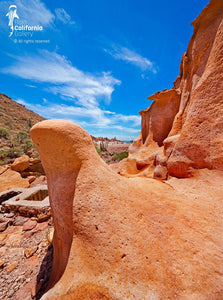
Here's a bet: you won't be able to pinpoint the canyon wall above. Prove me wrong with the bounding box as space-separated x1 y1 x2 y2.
124 0 223 178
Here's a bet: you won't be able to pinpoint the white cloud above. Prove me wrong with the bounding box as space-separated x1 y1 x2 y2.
2 50 121 109
5 50 140 139
105 45 157 73
55 8 75 25
15 99 140 139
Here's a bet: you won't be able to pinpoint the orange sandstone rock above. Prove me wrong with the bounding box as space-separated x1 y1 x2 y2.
0 169 29 193
123 0 223 178
30 119 223 299
11 155 30 172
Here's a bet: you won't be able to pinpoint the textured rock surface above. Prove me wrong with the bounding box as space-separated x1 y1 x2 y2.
11 156 30 172
0 169 29 193
122 0 223 178
30 119 223 299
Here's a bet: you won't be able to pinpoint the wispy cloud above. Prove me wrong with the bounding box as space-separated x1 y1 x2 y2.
4 50 140 138
104 45 158 73
16 99 140 138
2 50 120 109
55 8 75 25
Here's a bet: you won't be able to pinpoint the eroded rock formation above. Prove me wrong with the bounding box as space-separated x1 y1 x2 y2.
28 1 223 298
122 0 223 178
30 119 223 299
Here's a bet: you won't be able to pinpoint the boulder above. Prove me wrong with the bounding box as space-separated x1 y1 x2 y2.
11 155 30 172
153 165 168 180
0 169 29 193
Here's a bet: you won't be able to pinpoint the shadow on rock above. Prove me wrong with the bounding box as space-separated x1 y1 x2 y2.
35 244 53 300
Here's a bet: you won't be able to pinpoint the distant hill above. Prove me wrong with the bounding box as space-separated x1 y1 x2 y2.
0 93 44 131
0 93 45 165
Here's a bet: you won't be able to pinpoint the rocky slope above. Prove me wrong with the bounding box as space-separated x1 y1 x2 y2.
0 93 45 165
0 93 45 132
121 0 223 179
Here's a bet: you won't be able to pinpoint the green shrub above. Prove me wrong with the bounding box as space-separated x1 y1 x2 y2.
22 140 33 153
0 147 22 160
95 145 101 156
25 119 33 131
0 128 9 139
113 151 128 161
17 132 28 143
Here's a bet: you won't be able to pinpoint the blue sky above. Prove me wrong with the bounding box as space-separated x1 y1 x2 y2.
0 0 209 140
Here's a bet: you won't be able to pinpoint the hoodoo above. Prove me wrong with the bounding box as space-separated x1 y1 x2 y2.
31 119 223 299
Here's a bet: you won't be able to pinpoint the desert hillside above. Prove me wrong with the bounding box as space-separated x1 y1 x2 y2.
0 94 45 165
0 93 45 132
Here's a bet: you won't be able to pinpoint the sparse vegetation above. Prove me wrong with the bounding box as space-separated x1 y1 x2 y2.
0 127 9 139
113 151 128 161
0 93 44 165
95 141 128 164
95 145 101 156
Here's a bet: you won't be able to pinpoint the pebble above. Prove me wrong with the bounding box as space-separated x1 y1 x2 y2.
0 259 4 268
6 261 18 273
23 219 37 231
13 215 28 226
24 246 38 258
4 213 14 218
0 221 9 232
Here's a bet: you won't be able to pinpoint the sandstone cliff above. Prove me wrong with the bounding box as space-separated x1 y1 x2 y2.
123 0 223 178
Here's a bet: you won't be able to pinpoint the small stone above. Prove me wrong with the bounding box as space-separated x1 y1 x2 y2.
23 230 34 239
0 259 4 268
28 175 37 184
13 216 28 226
37 214 49 223
0 217 8 223
0 221 9 232
15 196 20 201
35 221 48 232
23 219 37 231
3 213 14 218
0 233 7 242
153 165 168 181
47 227 54 244
24 247 38 258
6 261 18 273
48 218 53 226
